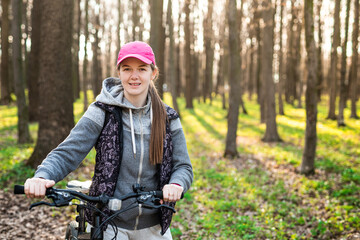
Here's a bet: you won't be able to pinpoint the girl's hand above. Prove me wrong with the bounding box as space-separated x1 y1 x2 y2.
24 178 55 199
162 184 183 202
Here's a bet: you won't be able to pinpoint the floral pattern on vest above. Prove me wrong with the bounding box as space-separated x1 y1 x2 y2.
85 102 123 228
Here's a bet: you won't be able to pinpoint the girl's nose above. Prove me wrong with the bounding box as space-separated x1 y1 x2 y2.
131 71 139 79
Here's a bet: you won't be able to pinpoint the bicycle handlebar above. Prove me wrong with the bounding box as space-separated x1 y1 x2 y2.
14 185 182 201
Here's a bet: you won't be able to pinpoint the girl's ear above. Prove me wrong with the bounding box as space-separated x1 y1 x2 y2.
152 67 158 81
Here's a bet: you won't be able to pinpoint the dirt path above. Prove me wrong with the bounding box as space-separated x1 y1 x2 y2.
0 189 69 239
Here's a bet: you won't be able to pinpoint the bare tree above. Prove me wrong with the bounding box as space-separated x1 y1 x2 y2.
150 0 165 99
203 0 214 103
295 15 303 109
175 6 182 100
132 0 140 41
184 0 193 108
116 0 122 53
254 1 264 122
166 0 180 115
261 0 281 142
27 0 74 168
251 0 267 122
216 14 228 110
83 0 89 112
11 0 32 144
285 1 297 105
316 0 324 101
337 0 351 126
27 0 41 121
91 0 102 97
350 0 359 119
301 0 318 175
247 28 255 101
224 0 242 157
327 0 341 120
0 0 12 105
72 0 81 100
277 0 285 115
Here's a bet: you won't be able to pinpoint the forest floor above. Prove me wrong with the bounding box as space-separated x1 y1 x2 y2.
1 95 360 239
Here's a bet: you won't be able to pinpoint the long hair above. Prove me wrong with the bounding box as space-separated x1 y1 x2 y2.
149 64 167 165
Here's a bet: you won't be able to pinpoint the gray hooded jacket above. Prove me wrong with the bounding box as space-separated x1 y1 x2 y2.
34 77 193 230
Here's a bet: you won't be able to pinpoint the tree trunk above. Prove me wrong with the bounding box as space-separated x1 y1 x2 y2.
301 0 318 175
285 1 296 105
132 0 140 41
72 0 81 101
0 0 12 105
217 18 227 110
166 0 180 116
22 0 29 78
254 4 262 108
337 0 351 126
222 32 229 110
248 33 255 101
327 0 341 120
12 0 32 144
150 0 165 99
117 0 122 54
83 0 89 112
203 0 214 103
176 8 182 100
316 0 324 102
277 0 285 115
261 0 281 142
27 0 74 168
350 0 359 119
27 0 41 121
254 3 265 122
295 17 303 108
92 0 102 97
184 0 193 109
224 0 242 157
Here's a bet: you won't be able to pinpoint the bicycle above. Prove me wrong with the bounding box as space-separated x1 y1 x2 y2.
14 181 180 240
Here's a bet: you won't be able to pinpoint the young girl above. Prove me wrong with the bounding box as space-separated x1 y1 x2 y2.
24 41 193 239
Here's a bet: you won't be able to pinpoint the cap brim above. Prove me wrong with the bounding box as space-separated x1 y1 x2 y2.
117 54 153 66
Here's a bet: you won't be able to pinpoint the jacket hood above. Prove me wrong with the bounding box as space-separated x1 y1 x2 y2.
96 78 152 160
95 77 151 111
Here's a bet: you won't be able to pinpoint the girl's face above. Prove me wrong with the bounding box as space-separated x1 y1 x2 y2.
118 57 157 107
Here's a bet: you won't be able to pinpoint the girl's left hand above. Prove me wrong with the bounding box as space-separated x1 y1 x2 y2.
162 184 183 202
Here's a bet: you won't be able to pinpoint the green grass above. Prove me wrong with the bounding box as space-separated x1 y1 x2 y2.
1 93 360 239
166 95 360 239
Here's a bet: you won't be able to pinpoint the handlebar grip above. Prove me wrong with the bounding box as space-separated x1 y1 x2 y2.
14 185 53 195
154 191 163 199
14 185 25 194
154 191 184 199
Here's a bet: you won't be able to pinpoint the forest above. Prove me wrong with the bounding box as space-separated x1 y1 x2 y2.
0 0 360 239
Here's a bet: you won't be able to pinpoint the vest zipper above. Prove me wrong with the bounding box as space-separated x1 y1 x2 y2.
134 110 144 230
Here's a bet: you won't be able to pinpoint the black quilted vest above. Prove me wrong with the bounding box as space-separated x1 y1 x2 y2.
85 101 179 235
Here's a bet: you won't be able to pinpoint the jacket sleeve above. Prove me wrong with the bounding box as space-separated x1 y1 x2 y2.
34 104 104 182
168 118 193 193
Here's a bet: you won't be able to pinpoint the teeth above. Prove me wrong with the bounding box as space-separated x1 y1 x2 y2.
130 83 140 86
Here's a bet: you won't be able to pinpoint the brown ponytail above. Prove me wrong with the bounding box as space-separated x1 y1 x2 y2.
149 65 167 165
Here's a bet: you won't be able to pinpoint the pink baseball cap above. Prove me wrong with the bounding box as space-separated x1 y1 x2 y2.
116 41 156 66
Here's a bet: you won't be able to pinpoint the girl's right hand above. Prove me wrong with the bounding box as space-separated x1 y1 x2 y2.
24 178 55 199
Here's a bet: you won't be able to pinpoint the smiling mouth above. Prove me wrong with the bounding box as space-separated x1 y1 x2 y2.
129 83 141 86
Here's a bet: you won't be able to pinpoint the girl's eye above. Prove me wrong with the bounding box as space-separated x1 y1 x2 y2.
123 68 131 71
140 68 146 71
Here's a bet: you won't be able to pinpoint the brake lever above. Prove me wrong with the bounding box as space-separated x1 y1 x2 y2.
159 204 176 213
141 202 176 213
30 201 56 210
